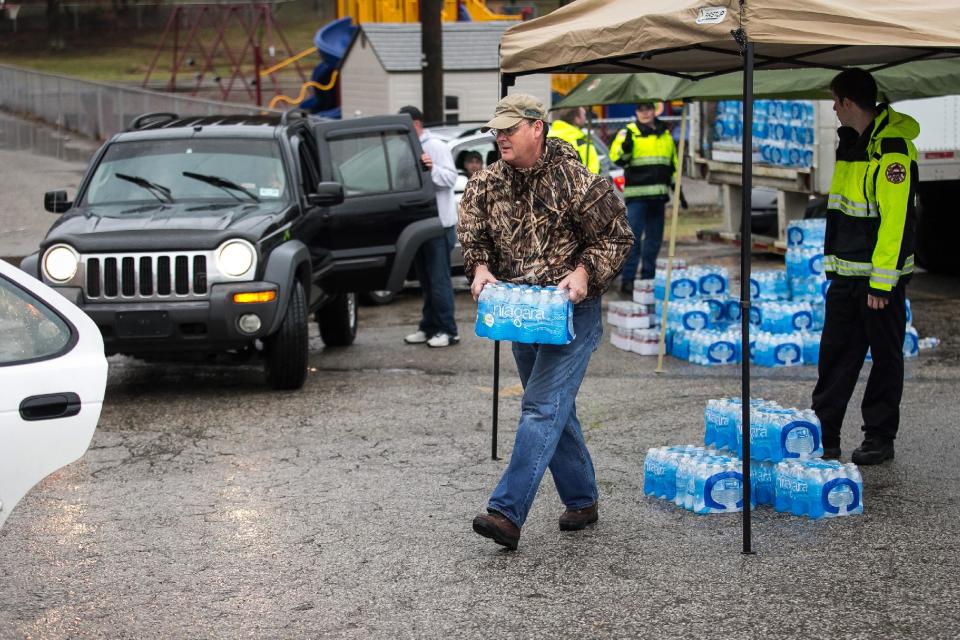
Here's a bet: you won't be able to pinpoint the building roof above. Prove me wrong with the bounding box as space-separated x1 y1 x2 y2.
349 22 513 73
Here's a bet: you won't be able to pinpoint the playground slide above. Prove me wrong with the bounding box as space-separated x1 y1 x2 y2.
300 17 357 117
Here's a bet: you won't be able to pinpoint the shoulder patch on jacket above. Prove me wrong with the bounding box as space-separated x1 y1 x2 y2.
885 162 907 184
880 137 908 156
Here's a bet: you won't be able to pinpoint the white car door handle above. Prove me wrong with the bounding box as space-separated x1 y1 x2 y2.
19 393 82 421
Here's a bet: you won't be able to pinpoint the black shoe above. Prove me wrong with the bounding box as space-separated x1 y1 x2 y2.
559 503 598 531
472 511 520 550
851 440 895 465
822 446 841 460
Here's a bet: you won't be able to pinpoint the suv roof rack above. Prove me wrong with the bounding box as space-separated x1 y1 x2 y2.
129 112 180 131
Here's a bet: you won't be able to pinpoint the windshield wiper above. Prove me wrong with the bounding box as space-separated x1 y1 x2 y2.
182 171 260 203
115 173 174 203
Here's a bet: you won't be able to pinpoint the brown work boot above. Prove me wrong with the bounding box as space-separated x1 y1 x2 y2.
558 502 598 531
472 511 520 550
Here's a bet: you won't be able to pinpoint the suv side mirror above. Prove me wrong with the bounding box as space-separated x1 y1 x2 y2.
44 190 72 214
308 182 344 207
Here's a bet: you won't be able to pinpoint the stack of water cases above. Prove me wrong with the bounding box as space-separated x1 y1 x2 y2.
616 216 925 366
643 396 864 519
714 100 815 169
475 283 573 345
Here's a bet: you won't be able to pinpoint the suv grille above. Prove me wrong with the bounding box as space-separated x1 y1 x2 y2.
84 253 209 300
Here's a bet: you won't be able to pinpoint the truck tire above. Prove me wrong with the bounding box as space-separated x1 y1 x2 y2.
264 281 309 390
360 290 396 306
318 292 358 346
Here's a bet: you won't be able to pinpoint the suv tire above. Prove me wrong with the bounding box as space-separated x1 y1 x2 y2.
318 292 358 346
264 280 309 390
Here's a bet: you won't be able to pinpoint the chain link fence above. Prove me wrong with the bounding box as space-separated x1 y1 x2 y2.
0 64 278 141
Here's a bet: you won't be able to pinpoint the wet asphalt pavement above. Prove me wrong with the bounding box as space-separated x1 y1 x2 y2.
2 115 960 639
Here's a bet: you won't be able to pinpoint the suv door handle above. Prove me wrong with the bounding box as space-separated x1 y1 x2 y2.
19 393 82 421
399 199 433 210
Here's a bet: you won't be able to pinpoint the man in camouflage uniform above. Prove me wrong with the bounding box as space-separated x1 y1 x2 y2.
459 94 632 550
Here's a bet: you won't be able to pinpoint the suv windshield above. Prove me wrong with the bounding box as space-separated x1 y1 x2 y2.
82 138 288 207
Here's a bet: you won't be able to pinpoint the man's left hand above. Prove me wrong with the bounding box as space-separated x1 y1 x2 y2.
867 293 889 310
421 152 433 171
558 266 589 304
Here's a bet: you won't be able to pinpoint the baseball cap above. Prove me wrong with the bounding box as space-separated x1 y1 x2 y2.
482 94 548 131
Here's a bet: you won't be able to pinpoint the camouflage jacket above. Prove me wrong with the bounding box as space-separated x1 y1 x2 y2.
458 138 632 300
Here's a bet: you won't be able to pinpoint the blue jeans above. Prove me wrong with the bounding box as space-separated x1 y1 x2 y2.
488 297 603 528
622 198 666 282
414 225 458 337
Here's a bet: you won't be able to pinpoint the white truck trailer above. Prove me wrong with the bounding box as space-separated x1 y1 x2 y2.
688 97 960 273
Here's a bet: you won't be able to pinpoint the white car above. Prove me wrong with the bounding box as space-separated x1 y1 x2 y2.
0 259 108 528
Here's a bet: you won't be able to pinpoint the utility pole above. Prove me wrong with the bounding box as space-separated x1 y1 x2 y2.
421 0 443 125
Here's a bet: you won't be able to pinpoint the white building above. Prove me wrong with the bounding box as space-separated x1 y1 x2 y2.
340 22 551 124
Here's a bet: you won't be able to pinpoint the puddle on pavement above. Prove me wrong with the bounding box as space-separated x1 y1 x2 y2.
0 111 98 164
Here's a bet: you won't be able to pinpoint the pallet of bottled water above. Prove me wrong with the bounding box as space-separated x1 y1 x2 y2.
704 397 824 462
475 283 573 345
644 446 746 514
774 459 863 519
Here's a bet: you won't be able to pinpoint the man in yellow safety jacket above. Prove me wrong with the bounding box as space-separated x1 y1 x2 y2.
609 102 680 294
547 107 601 175
812 68 919 466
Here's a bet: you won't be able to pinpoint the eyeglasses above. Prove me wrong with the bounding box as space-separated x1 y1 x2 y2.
491 120 537 138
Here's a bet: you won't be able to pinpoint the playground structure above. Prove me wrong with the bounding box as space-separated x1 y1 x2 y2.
142 0 537 114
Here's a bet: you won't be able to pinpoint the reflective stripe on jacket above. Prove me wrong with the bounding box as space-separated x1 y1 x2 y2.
824 104 919 295
547 119 601 174
609 121 677 200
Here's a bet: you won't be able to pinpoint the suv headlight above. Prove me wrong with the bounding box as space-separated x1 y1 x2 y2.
216 239 256 277
43 244 80 283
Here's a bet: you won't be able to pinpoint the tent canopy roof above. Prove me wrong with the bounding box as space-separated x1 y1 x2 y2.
554 60 960 107
501 0 960 78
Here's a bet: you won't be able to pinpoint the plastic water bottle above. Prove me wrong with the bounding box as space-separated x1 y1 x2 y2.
475 283 494 338
751 460 776 506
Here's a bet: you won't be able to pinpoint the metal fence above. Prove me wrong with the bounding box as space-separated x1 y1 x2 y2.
0 64 277 141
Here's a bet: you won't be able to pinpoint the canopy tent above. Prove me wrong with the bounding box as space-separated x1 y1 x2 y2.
496 0 960 553
556 60 960 108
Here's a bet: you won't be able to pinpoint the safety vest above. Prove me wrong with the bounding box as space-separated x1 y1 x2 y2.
547 119 601 174
824 105 918 294
609 121 677 200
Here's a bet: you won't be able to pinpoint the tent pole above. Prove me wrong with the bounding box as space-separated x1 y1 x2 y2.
741 41 755 555
655 101 688 373
490 73 511 461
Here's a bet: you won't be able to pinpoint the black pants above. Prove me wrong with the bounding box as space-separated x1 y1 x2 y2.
811 279 907 448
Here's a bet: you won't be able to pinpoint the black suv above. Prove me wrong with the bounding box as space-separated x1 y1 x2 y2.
21 111 442 390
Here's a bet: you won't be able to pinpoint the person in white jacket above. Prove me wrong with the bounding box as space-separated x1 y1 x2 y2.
398 106 459 347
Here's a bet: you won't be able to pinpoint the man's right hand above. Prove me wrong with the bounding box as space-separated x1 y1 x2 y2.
471 264 498 301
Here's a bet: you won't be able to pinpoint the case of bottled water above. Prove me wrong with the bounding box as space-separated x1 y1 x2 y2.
786 219 826 248
704 398 823 462
688 329 741 365
607 301 653 330
760 301 815 334
750 270 789 300
644 445 712 501
667 300 713 331
632 279 656 305
475 283 573 345
789 275 828 302
667 328 691 360
654 268 698 301
674 452 747 514
630 328 661 356
905 298 913 327
904 326 919 357
610 327 633 352
802 331 822 365
774 459 863 519
725 297 743 323
786 247 825 281
751 460 777 506
702 297 727 325
688 265 729 297
751 331 804 367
